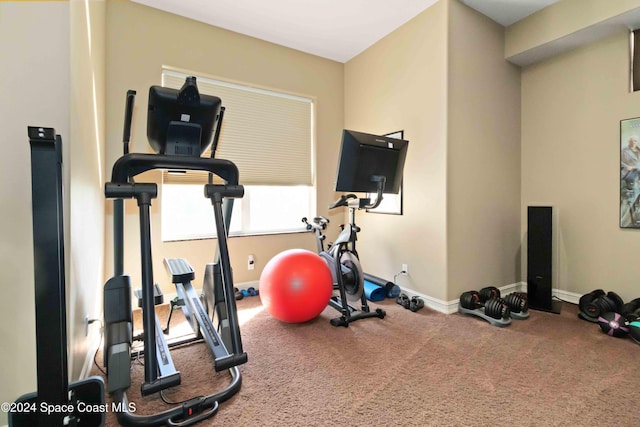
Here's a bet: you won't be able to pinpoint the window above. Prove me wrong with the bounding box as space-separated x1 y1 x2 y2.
160 69 315 241
162 184 314 240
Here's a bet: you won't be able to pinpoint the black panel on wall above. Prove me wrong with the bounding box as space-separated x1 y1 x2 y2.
527 206 561 314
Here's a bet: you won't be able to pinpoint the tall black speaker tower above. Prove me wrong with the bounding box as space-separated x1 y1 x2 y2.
527 206 562 314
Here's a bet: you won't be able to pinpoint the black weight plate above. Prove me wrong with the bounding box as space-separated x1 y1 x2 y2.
485 298 509 320
478 286 500 302
606 291 625 312
584 301 601 319
598 312 630 338
579 289 604 314
459 291 478 310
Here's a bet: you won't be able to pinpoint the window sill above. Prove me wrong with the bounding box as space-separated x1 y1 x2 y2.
162 228 309 243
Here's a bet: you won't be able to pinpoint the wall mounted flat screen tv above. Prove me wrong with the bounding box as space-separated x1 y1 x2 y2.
335 129 408 194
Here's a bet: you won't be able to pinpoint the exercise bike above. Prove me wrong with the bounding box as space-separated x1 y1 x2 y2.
302 186 386 327
301 128 408 327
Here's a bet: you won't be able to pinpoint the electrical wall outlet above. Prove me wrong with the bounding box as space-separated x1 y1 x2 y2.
401 264 408 275
248 254 255 270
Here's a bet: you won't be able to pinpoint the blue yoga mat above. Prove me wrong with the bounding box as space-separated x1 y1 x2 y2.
364 280 387 302
387 284 401 298
363 273 401 299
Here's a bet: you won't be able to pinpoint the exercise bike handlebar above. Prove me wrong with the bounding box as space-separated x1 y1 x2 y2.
329 176 387 210
302 216 328 253
329 193 357 209
301 216 329 231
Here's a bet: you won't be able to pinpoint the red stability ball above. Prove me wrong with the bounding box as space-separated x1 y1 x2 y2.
259 249 333 323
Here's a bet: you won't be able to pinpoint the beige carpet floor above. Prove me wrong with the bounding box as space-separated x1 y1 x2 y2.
93 296 640 426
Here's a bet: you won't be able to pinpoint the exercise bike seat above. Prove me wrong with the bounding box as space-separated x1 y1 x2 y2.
164 258 195 284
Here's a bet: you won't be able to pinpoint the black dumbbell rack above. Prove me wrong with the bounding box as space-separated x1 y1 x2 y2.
458 288 530 327
458 306 513 327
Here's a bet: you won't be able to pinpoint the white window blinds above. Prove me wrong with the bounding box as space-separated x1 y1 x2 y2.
161 69 314 186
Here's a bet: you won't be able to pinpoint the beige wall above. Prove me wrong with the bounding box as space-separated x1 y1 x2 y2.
0 2 69 424
522 30 640 302
447 0 521 299
345 0 520 302
0 3 106 422
345 1 449 300
105 1 343 293
68 0 106 379
506 0 640 60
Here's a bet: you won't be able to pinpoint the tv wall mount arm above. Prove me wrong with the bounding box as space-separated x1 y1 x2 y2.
330 175 386 211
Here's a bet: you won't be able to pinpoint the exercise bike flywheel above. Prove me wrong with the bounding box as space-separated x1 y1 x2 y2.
339 252 365 302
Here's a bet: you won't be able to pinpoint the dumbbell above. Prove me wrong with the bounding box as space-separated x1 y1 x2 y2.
621 297 640 321
578 289 605 321
478 286 528 315
478 286 501 302
578 289 624 322
503 293 528 314
239 287 259 298
459 290 511 320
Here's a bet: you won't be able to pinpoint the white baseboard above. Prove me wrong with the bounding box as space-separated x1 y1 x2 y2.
394 288 462 314
130 280 578 319
551 288 581 305
400 282 538 315
514 281 581 305
125 280 580 319
236 280 260 291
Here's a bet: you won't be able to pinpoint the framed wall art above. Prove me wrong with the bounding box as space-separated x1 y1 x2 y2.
620 117 640 227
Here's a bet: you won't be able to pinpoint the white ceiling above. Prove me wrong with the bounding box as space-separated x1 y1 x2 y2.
132 0 561 63
460 0 561 26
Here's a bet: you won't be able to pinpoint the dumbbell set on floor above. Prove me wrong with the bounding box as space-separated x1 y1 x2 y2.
396 293 425 312
578 289 640 344
458 286 529 327
234 286 259 300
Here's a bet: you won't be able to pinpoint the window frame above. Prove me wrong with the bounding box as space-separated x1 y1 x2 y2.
159 67 317 241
